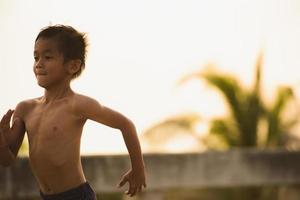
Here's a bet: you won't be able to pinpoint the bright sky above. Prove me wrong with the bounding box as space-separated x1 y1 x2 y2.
1 0 300 154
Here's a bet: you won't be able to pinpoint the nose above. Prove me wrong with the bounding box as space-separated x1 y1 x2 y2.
35 58 43 69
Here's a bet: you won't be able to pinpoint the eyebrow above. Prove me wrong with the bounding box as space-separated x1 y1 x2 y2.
34 49 55 55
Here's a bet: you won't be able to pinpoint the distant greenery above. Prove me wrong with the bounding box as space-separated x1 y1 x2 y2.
19 135 29 156
142 53 299 150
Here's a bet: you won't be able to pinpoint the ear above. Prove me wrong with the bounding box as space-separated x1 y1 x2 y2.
67 59 82 75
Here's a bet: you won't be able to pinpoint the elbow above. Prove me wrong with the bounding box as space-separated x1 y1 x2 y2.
119 118 136 133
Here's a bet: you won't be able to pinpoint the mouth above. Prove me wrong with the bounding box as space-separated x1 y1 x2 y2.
36 73 47 76
35 70 47 76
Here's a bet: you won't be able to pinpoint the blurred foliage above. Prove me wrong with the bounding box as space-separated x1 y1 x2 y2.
19 135 29 156
142 113 201 143
142 52 299 150
141 52 300 200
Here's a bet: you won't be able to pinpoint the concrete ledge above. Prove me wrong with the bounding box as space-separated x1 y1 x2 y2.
1 149 300 198
146 149 300 189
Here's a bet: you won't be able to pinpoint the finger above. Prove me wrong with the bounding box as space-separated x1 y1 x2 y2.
137 186 142 193
130 187 137 197
1 110 14 124
125 187 131 195
5 109 14 118
117 177 128 188
0 110 14 129
126 183 134 195
127 185 137 197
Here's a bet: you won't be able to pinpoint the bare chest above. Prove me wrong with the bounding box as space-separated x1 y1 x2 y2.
25 102 83 147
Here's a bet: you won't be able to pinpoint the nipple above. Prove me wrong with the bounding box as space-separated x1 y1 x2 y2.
53 126 58 131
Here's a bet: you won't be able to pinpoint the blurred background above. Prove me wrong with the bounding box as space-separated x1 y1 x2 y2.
1 0 300 199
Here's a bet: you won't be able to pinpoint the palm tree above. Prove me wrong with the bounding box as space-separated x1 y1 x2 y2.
180 52 297 149
142 53 298 150
195 54 263 148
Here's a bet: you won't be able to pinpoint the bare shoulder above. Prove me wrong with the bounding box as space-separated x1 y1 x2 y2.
72 93 101 107
71 93 129 128
70 93 102 118
14 98 39 119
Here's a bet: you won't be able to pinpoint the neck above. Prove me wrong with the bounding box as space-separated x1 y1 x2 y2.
42 82 73 103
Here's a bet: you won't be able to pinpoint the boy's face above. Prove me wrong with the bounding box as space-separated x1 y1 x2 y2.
33 38 69 88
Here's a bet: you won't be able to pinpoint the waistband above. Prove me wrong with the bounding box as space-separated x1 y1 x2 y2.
40 182 96 200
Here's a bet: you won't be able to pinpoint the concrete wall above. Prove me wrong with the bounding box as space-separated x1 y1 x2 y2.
1 149 300 199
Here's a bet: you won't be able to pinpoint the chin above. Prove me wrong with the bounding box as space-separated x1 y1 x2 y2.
37 80 49 89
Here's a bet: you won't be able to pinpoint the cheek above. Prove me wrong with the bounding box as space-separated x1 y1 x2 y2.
33 66 37 76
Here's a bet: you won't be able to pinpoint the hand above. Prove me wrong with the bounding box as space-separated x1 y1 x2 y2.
117 168 147 197
0 109 14 148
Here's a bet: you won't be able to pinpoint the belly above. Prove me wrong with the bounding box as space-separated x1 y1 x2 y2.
28 138 86 194
29 152 86 194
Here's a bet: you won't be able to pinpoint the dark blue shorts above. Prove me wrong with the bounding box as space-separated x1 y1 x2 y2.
40 182 97 200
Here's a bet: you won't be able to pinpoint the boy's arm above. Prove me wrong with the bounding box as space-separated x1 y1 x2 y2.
74 95 146 196
0 103 26 167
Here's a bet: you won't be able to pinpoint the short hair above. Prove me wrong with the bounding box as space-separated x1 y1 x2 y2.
35 24 88 79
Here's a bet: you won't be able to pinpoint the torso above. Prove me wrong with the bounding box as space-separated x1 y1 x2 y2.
23 94 87 194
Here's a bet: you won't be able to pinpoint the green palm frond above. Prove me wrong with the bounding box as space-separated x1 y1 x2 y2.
202 71 263 146
143 52 298 150
179 62 263 147
202 70 243 121
209 118 240 146
236 53 263 146
179 53 266 147
253 52 263 94
266 86 295 146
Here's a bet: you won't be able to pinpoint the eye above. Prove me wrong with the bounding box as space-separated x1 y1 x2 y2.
34 56 39 62
45 56 53 60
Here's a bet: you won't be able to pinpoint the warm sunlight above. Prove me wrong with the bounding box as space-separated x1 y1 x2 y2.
1 0 300 154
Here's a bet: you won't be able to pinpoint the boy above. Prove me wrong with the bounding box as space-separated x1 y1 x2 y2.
0 25 146 200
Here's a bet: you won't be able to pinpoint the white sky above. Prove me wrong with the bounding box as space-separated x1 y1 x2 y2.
1 0 300 154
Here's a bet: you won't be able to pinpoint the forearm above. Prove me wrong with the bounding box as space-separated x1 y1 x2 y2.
121 121 145 170
0 144 15 167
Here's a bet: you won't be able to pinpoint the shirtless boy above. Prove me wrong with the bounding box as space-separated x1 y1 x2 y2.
0 25 146 200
